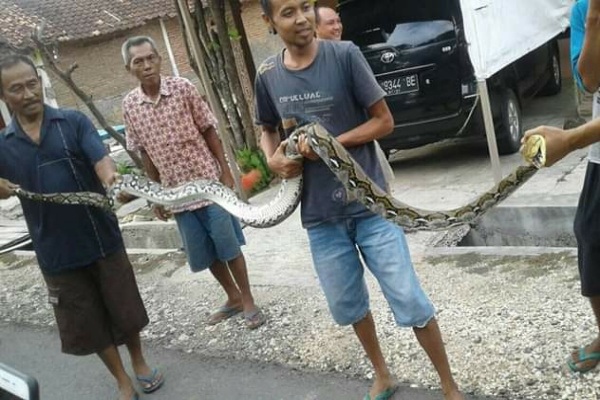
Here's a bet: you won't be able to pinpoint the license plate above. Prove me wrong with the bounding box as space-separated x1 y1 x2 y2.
379 74 419 96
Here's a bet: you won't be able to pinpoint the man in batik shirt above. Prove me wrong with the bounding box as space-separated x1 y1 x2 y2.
121 36 265 330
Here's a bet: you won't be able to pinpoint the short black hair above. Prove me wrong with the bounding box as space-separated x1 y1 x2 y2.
260 0 272 17
0 54 38 95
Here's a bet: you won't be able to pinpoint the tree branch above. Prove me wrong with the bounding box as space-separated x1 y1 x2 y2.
31 27 143 169
209 0 256 149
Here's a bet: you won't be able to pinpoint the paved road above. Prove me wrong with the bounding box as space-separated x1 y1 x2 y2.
0 324 499 400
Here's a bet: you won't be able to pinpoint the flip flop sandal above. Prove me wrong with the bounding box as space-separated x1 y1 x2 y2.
207 304 243 325
363 385 399 400
244 309 266 330
567 346 600 373
136 367 165 394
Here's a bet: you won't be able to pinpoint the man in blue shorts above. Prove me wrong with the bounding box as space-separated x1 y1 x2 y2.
121 36 265 329
255 1 464 399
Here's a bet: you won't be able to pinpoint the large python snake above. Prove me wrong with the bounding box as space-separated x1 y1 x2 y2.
13 123 546 230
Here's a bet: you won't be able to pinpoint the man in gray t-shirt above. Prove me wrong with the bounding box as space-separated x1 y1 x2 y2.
255 39 387 226
255 1 463 399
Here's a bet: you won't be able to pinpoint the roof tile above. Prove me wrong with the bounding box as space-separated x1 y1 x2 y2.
1 0 178 45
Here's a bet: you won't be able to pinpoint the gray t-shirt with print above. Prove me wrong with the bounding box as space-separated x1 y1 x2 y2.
255 40 387 227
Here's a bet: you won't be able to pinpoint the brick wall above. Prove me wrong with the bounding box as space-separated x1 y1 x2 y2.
49 18 199 126
46 1 332 128
239 0 283 66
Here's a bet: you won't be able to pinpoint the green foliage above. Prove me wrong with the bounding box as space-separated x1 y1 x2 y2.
209 40 221 51
228 27 241 41
235 147 273 192
116 162 141 176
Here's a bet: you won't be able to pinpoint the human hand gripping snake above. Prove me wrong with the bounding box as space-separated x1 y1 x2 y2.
13 123 547 230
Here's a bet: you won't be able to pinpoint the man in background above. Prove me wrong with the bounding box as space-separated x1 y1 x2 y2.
315 6 343 41
315 4 395 192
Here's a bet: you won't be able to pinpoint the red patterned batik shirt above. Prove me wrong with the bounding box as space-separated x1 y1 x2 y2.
123 76 220 212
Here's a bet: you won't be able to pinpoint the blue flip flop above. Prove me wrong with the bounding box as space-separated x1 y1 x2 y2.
363 385 399 400
208 304 243 325
567 346 600 373
244 308 266 330
136 367 165 394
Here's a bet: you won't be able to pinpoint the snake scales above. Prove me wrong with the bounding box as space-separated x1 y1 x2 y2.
13 123 545 230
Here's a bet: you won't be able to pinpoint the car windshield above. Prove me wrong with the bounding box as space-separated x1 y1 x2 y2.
339 0 457 48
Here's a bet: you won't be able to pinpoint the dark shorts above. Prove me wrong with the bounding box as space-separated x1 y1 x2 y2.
574 162 600 297
42 248 149 355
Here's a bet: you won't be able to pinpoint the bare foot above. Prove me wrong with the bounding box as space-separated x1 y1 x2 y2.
244 308 266 330
242 303 258 315
133 363 152 378
118 382 137 400
368 375 398 399
134 366 164 394
207 300 243 325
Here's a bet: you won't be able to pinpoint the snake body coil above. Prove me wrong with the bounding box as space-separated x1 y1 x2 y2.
14 123 544 230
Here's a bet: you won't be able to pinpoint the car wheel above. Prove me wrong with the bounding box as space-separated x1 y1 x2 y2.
539 50 562 96
497 89 522 155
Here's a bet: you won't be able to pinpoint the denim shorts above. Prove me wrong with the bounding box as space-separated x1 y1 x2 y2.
174 204 246 272
307 215 435 327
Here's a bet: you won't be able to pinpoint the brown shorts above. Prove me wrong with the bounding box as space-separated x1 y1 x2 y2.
43 248 149 355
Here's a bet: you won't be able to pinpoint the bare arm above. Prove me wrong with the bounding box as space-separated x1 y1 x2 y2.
336 99 394 147
141 150 161 183
568 116 600 150
579 0 600 91
139 149 172 220
183 80 234 187
0 178 17 199
261 125 281 159
523 117 600 166
94 155 117 187
203 126 231 175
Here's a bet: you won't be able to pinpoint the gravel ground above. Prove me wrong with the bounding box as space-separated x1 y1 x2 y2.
1 143 599 399
2 244 600 399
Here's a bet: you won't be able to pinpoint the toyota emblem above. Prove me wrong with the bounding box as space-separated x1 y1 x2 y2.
380 52 395 64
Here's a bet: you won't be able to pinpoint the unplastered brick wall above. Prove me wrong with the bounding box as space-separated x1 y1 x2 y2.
48 18 199 127
240 0 282 66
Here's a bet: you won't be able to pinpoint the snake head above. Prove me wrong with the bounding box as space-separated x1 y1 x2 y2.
285 123 318 161
522 134 546 169
285 133 302 160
